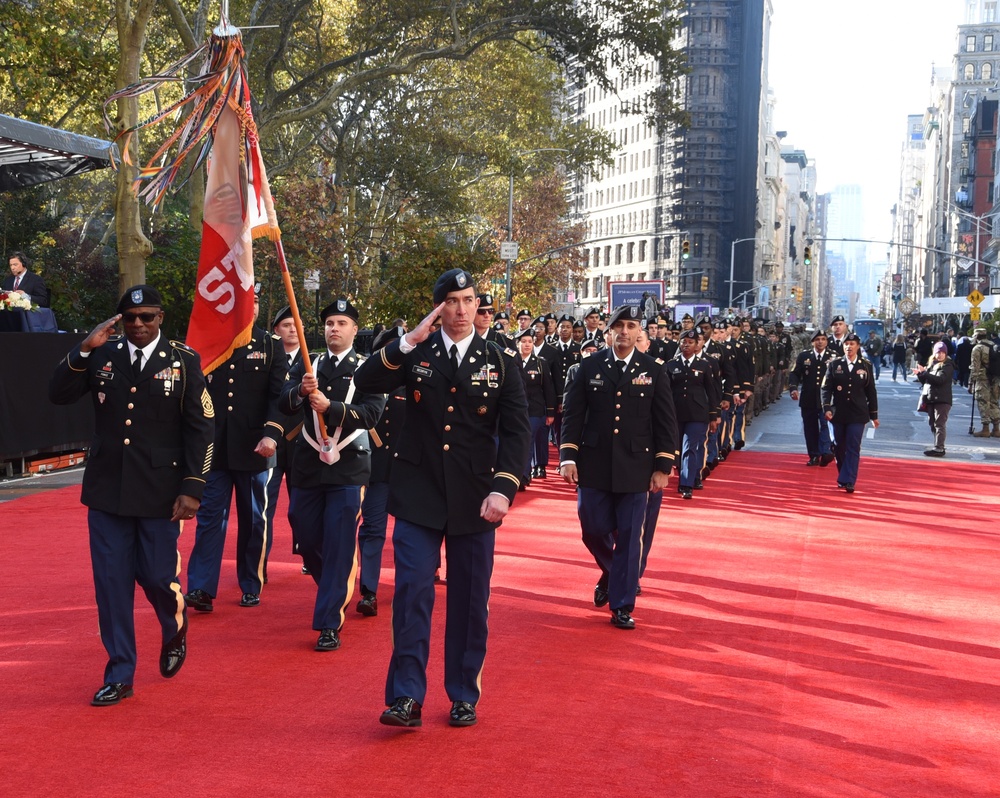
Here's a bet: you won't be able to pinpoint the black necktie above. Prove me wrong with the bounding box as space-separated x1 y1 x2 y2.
329 355 338 370
450 344 459 372
616 359 626 375
132 349 143 379
286 353 293 368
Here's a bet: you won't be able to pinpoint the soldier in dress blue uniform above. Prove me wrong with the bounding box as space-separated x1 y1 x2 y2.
354 269 530 729
355 327 408 617
184 288 288 611
581 306 605 349
515 328 556 487
828 315 849 356
664 329 720 499
702 321 736 471
559 303 678 630
821 332 879 493
549 313 581 449
789 329 836 466
49 285 214 706
279 298 386 651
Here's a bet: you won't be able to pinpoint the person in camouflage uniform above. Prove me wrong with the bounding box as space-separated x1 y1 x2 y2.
970 328 1000 437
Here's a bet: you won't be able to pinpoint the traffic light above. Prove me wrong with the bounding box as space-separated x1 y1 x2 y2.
682 240 690 260
803 246 812 265
700 275 709 291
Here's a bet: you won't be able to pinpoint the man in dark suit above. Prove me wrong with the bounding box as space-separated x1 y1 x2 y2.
354 268 530 729
49 285 214 705
184 289 289 612
515 328 556 486
822 333 879 493
3 250 49 307
789 329 836 466
280 298 386 652
559 303 678 630
663 330 720 499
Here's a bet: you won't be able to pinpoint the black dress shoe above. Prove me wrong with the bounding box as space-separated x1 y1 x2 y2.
92 682 133 706
357 593 378 616
678 487 693 500
693 479 703 490
636 582 642 596
844 484 855 493
594 580 610 608
239 592 260 607
923 448 946 457
380 697 422 727
819 453 835 467
610 608 635 629
301 565 310 575
449 700 478 727
159 618 187 678
537 467 547 479
806 456 820 466
184 589 213 612
316 628 341 651
734 440 745 450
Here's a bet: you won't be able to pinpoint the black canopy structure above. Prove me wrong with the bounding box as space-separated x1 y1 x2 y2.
0 113 116 191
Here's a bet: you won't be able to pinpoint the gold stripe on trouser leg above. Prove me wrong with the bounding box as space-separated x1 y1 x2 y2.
171 544 185 632
256 468 273 586
335 485 365 630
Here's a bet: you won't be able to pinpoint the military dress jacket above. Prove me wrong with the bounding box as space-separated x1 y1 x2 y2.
518 353 557 417
279 347 386 489
702 340 736 403
559 349 677 494
353 331 531 535
49 335 214 518
548 341 581 400
205 327 288 472
821 356 878 424
789 348 835 410
369 387 407 484
664 354 721 425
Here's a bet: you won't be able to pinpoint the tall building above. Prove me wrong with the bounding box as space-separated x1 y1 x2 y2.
571 1 771 316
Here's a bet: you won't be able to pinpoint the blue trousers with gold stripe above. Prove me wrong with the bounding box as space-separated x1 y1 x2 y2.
386 520 494 706
88 509 186 685
577 487 646 612
289 484 363 631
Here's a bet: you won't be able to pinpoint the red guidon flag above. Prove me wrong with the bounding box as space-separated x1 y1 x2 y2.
185 98 280 374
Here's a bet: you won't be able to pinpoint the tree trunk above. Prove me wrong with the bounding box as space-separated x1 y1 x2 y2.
112 0 157 293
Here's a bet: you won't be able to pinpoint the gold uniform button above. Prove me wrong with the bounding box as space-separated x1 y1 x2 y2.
450 387 457 393
229 378 234 384
125 420 132 426
228 392 234 398
124 438 131 445
127 403 134 410
230 364 236 370
447 406 454 412
614 416 620 421
616 391 622 397
228 406 233 411
443 444 450 451
444 425 451 432
130 387 137 394
613 429 619 434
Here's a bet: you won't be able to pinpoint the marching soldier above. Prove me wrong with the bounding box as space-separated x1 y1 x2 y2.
789 329 836 466
49 285 213 705
515 328 557 485
828 315 849 356
279 298 386 651
549 314 581 449
581 307 605 349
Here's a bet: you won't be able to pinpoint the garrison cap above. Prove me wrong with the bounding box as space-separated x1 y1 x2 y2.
656 317 668 326
320 297 359 323
117 285 163 313
681 313 694 322
271 305 293 329
432 268 475 304
607 304 644 327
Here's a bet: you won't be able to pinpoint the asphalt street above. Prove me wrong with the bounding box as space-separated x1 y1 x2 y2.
743 370 1000 465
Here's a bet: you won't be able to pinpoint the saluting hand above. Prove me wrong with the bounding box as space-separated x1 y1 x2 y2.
80 315 122 353
404 301 447 347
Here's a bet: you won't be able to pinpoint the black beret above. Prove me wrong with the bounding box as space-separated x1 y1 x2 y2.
572 319 584 329
117 285 163 313
585 307 601 318
371 325 405 352
671 322 682 331
681 313 694 322
811 329 828 341
432 269 475 304
516 308 532 319
545 312 557 321
713 321 728 330
774 321 784 328
696 316 712 327
844 332 862 343
477 293 494 308
533 316 546 327
558 314 575 324
320 297 359 323
515 328 535 340
253 281 262 296
271 305 293 329
493 311 509 321
607 304 643 327
679 329 699 341
830 315 845 324
580 339 599 351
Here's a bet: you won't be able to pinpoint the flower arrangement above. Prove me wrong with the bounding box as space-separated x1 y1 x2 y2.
0 290 35 311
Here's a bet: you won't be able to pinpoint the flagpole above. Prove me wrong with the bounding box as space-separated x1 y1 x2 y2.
275 239 331 444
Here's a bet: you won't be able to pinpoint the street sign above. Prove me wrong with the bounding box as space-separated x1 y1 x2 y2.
898 298 917 315
304 269 320 290
499 241 519 261
970 306 982 321
992 286 1000 295
967 289 985 306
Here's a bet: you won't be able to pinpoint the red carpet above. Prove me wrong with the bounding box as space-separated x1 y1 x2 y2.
2 452 999 797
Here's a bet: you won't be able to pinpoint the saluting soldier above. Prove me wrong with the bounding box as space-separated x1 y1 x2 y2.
185 288 288 612
49 285 214 706
664 330 720 499
279 298 386 652
559 304 678 630
821 333 879 493
353 269 530 729
789 329 836 466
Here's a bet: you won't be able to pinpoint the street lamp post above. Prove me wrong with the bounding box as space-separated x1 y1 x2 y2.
729 237 757 309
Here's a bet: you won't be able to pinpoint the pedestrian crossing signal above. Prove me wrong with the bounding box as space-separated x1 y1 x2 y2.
700 276 709 291
682 240 690 260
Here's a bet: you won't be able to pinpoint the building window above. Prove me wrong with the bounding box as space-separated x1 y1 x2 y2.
639 240 647 262
627 242 635 263
964 63 975 80
986 34 995 51
967 35 977 53
987 2 998 23
984 63 994 82
615 244 623 265
963 115 972 134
